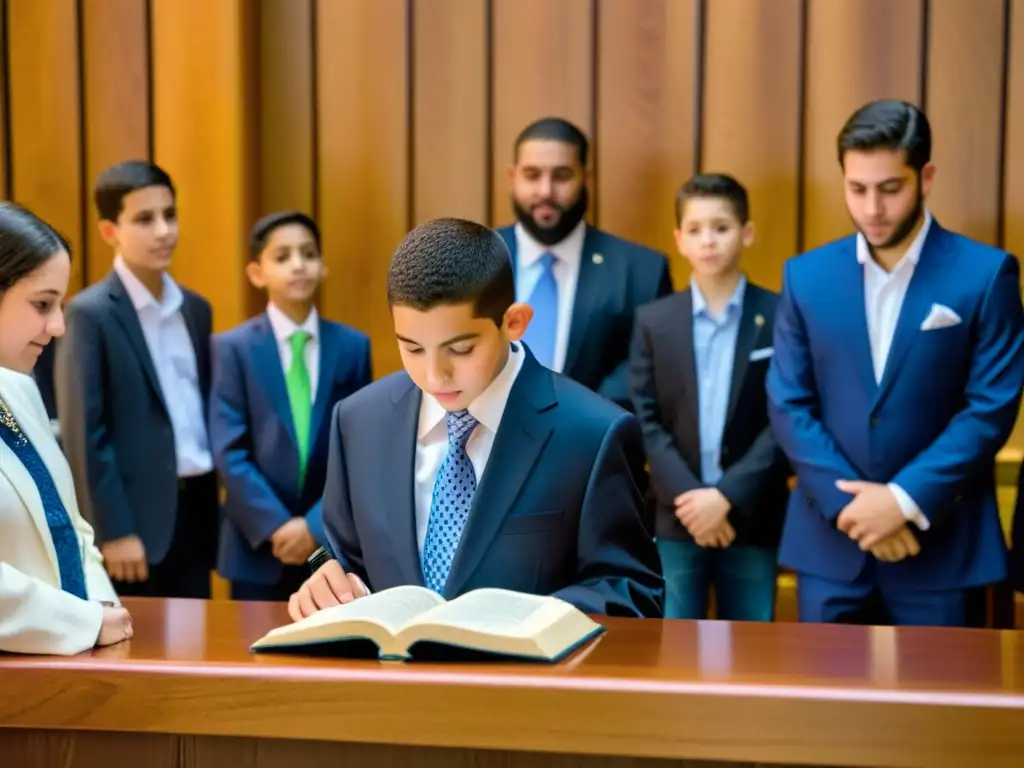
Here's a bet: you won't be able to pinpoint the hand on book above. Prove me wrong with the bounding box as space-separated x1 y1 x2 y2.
288 559 369 622
271 518 318 565
867 524 920 563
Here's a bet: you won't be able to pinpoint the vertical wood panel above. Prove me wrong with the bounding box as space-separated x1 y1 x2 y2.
316 0 408 377
260 0 315 217
701 0 802 291
596 0 698 282
491 0 593 228
151 0 259 331
0 2 9 200
82 0 150 285
7 0 84 292
412 0 488 226
925 0 1006 245
802 0 925 251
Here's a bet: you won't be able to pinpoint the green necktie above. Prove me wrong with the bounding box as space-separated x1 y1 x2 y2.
286 330 312 487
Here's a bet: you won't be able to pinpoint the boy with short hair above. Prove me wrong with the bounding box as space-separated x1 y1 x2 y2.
629 173 790 621
287 217 663 621
56 160 219 599
209 211 372 601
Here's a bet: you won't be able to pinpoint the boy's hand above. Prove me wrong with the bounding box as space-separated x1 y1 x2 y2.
101 535 148 583
674 488 731 541
288 560 368 621
694 519 736 548
271 518 317 565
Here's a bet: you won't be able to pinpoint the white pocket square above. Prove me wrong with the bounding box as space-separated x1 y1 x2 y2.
749 347 774 362
920 303 961 331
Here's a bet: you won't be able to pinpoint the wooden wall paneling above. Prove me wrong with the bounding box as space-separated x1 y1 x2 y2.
491 0 594 228
151 0 260 332
81 0 151 285
802 0 925 252
701 0 803 291
7 0 84 293
595 0 699 286
315 0 409 377
925 0 1006 246
0 1 9 201
412 0 488 227
1002 0 1024 449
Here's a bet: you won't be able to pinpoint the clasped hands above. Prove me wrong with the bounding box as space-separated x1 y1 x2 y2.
674 487 735 547
834 480 920 563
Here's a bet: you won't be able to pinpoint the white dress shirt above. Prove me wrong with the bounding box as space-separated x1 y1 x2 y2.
265 302 320 404
513 221 585 373
413 342 525 554
857 210 933 530
113 256 212 478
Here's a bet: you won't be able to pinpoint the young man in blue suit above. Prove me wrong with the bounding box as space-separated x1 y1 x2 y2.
767 100 1024 627
496 117 673 411
287 217 663 621
209 212 372 601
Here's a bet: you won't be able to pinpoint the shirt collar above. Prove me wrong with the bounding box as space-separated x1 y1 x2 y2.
113 255 183 315
690 274 747 318
266 302 319 345
418 341 525 441
856 209 933 270
514 220 586 270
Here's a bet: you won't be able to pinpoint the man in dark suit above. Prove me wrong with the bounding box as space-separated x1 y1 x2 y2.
287 218 664 622
496 117 673 411
630 174 790 621
767 100 1024 627
55 161 219 599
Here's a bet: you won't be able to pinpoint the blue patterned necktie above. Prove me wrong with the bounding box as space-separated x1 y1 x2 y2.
421 409 479 594
521 252 559 368
0 399 87 600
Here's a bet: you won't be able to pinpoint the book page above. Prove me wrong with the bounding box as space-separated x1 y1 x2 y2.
408 588 554 636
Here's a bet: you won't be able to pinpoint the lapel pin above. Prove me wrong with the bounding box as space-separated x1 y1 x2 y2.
592 253 604 265
754 314 765 327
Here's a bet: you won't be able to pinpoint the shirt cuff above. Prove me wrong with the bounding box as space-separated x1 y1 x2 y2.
888 483 930 531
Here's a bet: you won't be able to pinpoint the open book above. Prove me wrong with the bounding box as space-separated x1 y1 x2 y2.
249 585 605 662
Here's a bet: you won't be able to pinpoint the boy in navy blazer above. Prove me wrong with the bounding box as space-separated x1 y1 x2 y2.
630 174 790 621
209 212 372 601
286 217 663 621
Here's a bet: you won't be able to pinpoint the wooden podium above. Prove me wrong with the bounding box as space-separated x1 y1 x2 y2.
1 597 1023 767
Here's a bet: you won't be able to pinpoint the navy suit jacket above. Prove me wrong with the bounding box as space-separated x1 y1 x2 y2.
496 224 673 410
630 283 791 546
209 313 371 585
767 221 1024 590
321 346 664 617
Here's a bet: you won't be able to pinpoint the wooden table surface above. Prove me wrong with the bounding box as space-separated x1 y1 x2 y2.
2 597 1024 767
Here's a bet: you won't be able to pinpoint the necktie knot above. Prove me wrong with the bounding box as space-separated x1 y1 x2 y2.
446 409 478 449
290 330 311 356
539 251 557 272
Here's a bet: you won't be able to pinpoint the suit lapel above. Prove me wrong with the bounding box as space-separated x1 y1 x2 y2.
443 351 554 598
386 378 426 587
310 319 340 447
562 226 604 376
834 239 879 399
180 292 209 399
670 290 700 460
108 274 168 415
252 314 298 452
725 287 763 425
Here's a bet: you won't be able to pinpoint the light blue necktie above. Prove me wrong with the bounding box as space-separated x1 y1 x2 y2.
522 252 559 368
421 410 479 593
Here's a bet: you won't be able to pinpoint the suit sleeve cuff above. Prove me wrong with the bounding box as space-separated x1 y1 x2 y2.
888 482 930 531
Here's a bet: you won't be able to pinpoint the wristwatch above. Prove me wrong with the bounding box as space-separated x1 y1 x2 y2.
307 546 334 574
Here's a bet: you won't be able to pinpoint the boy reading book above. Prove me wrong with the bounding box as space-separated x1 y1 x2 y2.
251 585 604 662
287 217 664 622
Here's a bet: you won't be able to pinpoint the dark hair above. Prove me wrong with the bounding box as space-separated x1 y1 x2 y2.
387 218 515 326
0 202 71 294
674 173 750 225
250 210 321 260
514 117 589 167
837 99 931 171
93 160 176 222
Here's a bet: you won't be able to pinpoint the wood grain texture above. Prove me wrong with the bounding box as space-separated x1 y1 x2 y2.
802 0 925 251
0 5 8 200
925 0 1006 244
1003 0 1024 450
151 0 259 331
81 0 151 284
0 598 1022 767
491 0 594 228
412 0 488 226
595 0 697 283
701 0 802 290
7 0 84 292
315 0 408 378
